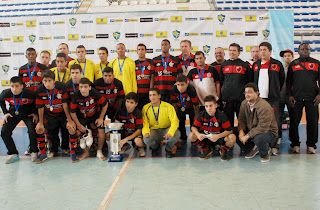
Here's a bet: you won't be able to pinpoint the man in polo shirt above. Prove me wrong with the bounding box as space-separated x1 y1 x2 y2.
179 40 196 76
210 47 226 74
51 43 74 68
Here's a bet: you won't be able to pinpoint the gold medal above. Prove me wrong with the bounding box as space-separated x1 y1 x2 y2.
120 72 123 76
181 107 185 112
15 110 19 115
29 80 33 85
163 69 168 74
50 106 53 111
141 74 144 78
156 121 159 125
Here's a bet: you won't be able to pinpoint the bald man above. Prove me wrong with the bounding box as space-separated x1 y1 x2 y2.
210 47 226 74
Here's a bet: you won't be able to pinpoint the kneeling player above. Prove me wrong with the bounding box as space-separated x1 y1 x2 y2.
106 92 145 156
189 95 236 160
35 70 77 163
70 78 108 161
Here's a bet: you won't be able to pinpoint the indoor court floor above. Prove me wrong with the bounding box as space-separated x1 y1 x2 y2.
0 124 319 210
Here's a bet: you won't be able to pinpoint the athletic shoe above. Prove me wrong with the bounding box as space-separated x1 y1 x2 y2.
245 146 259 159
292 146 300 154
31 152 38 162
79 137 86 149
119 143 131 154
220 150 228 161
70 154 79 163
165 149 173 158
215 145 221 151
5 154 19 164
47 152 57 158
138 147 145 157
307 147 316 154
271 148 278 156
199 149 213 159
261 148 271 163
36 154 48 164
61 149 70 156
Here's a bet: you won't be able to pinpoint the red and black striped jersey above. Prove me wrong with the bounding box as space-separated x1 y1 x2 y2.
50 56 74 68
135 58 155 96
170 83 199 109
36 82 68 117
93 78 124 111
153 54 182 92
0 88 36 116
193 110 232 135
116 107 143 136
18 62 48 91
65 79 79 102
178 53 196 76
220 58 252 102
210 61 223 74
70 88 107 119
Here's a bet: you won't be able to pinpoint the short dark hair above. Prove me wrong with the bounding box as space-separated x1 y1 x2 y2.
125 92 139 103
79 77 91 86
41 50 51 56
195 51 205 57
244 82 259 92
10 76 23 85
56 52 67 61
137 43 146 50
180 40 191 47
149 87 160 95
229 43 241 52
259 42 272 51
76 45 86 50
204 95 217 104
176 75 188 83
70 64 82 72
162 39 170 45
42 70 55 80
99 47 108 54
103 66 113 74
299 43 310 50
26 48 36 53
59 43 69 48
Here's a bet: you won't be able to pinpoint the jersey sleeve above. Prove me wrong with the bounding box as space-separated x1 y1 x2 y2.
212 67 220 83
170 86 178 104
35 87 44 108
69 92 78 113
135 110 143 130
192 112 203 129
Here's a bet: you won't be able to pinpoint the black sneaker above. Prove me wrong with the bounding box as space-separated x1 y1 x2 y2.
199 149 213 159
152 149 159 157
165 150 173 158
220 150 228 161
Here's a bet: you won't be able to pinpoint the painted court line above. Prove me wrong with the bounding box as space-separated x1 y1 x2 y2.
98 149 135 210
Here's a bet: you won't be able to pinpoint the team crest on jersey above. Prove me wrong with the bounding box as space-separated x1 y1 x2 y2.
254 65 258 71
172 30 180 39
169 62 174 67
22 99 29 104
262 29 270 39
29 34 36 44
56 93 62 99
271 64 277 70
69 18 77 27
203 45 211 54
309 63 315 69
113 31 121 41
236 66 242 73
217 14 225 24
187 97 190 101
114 89 118 93
90 99 94 104
207 73 212 78
214 122 219 127
2 65 9 74
147 65 151 70
37 72 42 77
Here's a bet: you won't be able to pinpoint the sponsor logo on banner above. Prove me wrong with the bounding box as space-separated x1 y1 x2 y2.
245 31 258 36
128 49 137 53
203 45 211 55
96 34 109 39
140 18 153 22
246 46 254 52
146 49 153 53
185 18 197 21
171 16 182 22
200 33 213 36
170 49 182 52
13 36 23 42
26 21 36 27
40 22 51 25
2 65 9 74
96 18 108 24
29 34 36 43
172 30 180 40
230 17 242 21
11 23 23 26
81 20 93 24
69 18 77 27
259 17 269 20
0 53 11 57
125 19 138 22
1 80 10 86
0 38 11 41
110 50 115 53
216 31 227 37
200 17 213 21
110 19 123 23
217 14 225 24
39 37 52 40
262 29 270 39
13 67 19 70
185 33 198 36
245 15 257 22
81 35 94 39
13 52 24 55
54 36 65 39
52 21 65 25
191 47 198 53
230 32 243 36
140 33 153 37
113 31 121 41
156 49 161 52
125 33 138 38
154 18 168 21
0 23 10 27
68 34 79 41
156 32 167 38
86 50 94 55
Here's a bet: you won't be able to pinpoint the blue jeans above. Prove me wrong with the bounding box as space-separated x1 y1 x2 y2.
252 131 275 158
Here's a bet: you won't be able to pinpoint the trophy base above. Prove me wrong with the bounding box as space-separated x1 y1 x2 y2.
108 154 123 162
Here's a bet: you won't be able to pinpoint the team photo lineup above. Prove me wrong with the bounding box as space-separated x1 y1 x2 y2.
1 39 320 164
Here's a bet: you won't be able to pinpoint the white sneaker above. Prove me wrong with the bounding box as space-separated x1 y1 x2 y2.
271 148 278 156
31 152 38 162
80 138 86 149
138 147 146 157
307 147 316 154
47 152 55 158
261 148 271 163
5 154 19 164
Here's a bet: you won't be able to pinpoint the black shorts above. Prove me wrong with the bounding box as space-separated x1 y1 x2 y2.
78 115 105 130
44 114 67 131
203 137 226 148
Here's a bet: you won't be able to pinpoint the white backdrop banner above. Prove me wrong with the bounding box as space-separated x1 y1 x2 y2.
0 10 271 91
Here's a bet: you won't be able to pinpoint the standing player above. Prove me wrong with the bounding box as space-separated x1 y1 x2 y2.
135 43 155 110
153 39 182 102
178 40 196 76
51 53 71 84
51 43 74 68
40 51 51 69
95 47 109 78
70 78 108 161
0 77 39 163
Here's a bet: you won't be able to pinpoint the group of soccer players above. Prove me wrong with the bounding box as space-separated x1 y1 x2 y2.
1 39 319 164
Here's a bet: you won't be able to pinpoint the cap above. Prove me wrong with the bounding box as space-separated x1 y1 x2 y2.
279 49 294 57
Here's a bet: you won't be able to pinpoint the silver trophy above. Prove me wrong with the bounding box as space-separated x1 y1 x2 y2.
107 122 124 162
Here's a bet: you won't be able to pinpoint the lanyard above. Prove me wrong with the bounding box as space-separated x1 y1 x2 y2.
57 70 66 83
179 92 187 108
100 62 109 75
13 89 24 112
46 85 55 108
82 95 90 114
27 62 37 81
161 55 170 70
103 79 114 94
138 59 147 74
77 59 86 76
207 113 214 133
126 111 130 125
118 57 126 75
197 66 206 82
72 80 77 92
183 55 191 69
152 102 161 123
